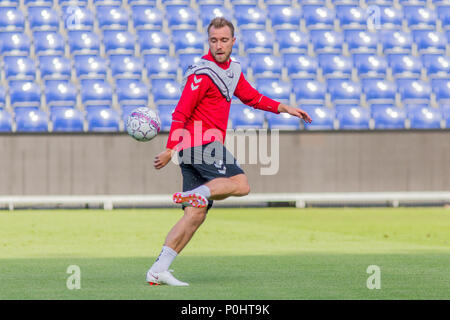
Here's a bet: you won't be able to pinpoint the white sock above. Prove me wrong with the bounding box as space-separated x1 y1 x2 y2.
188 185 211 199
150 245 178 273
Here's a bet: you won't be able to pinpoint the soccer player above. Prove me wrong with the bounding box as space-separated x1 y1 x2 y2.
146 17 312 286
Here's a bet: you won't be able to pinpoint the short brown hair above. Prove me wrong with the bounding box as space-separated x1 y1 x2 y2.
207 17 235 38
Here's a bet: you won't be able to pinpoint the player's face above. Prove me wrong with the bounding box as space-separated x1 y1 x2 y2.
208 26 236 64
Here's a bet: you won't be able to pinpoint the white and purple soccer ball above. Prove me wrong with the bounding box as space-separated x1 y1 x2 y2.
126 107 161 142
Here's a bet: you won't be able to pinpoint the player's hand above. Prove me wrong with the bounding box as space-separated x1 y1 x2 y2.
154 149 174 170
278 104 312 124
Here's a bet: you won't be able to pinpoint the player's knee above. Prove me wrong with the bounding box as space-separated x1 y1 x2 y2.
185 207 207 225
237 182 250 196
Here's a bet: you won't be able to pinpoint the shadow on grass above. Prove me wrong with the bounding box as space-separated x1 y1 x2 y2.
0 253 449 300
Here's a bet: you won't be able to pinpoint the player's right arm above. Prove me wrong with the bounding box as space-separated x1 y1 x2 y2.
154 74 210 170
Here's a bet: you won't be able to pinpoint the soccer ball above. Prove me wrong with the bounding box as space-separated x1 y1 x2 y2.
126 107 161 142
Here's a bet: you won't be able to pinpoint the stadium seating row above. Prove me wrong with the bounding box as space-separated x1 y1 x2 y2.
1 103 450 132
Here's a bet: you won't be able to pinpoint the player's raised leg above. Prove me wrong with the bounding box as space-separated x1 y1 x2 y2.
173 174 250 207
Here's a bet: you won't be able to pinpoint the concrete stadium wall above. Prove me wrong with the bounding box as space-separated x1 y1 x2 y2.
0 131 449 195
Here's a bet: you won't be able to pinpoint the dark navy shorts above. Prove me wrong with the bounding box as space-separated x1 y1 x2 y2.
178 141 245 211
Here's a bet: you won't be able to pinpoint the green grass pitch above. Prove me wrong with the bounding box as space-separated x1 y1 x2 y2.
0 207 449 300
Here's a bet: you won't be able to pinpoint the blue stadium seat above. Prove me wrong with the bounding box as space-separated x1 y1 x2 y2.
387 54 423 78
378 6 403 30
3 56 36 80
283 53 317 79
403 5 436 30
143 54 178 78
156 104 175 132
0 7 25 31
0 32 30 55
301 105 334 130
362 79 397 104
62 5 94 30
412 30 447 53
249 53 283 78
45 80 77 108
109 54 143 79
344 30 378 53
33 31 65 56
353 54 388 79
431 78 450 102
230 106 264 129
421 54 450 78
151 78 181 104
9 80 41 108
310 30 343 53
27 6 59 31
138 30 171 54
229 0 257 4
131 5 163 30
407 105 442 129
0 109 12 132
80 79 113 107
166 4 198 30
371 104 406 129
178 53 202 73
302 5 335 29
230 54 250 74
318 54 352 79
172 29 205 53
267 4 301 29
275 29 308 53
292 79 326 104
266 112 300 130
0 0 20 5
233 5 267 29
240 29 275 53
199 5 233 29
336 5 367 29
92 0 122 6
74 55 108 79
96 5 129 30
396 79 431 103
441 103 450 128
68 30 101 55
0 86 5 108
51 107 85 132
336 105 370 130
103 30 136 55
380 30 413 54
128 0 156 4
437 4 450 29
327 79 361 105
58 0 89 6
116 79 149 106
256 78 291 103
86 107 120 132
15 108 48 132
39 55 72 80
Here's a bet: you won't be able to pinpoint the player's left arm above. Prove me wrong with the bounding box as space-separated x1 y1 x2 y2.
234 73 312 123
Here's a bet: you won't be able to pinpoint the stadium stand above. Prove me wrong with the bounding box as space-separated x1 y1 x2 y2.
0 0 447 133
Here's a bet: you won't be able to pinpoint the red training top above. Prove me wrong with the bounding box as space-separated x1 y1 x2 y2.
166 51 280 151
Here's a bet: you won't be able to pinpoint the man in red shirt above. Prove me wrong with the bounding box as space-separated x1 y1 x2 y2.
146 17 312 286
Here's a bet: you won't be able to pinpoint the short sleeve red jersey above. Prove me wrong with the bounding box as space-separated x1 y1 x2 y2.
166 51 280 150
